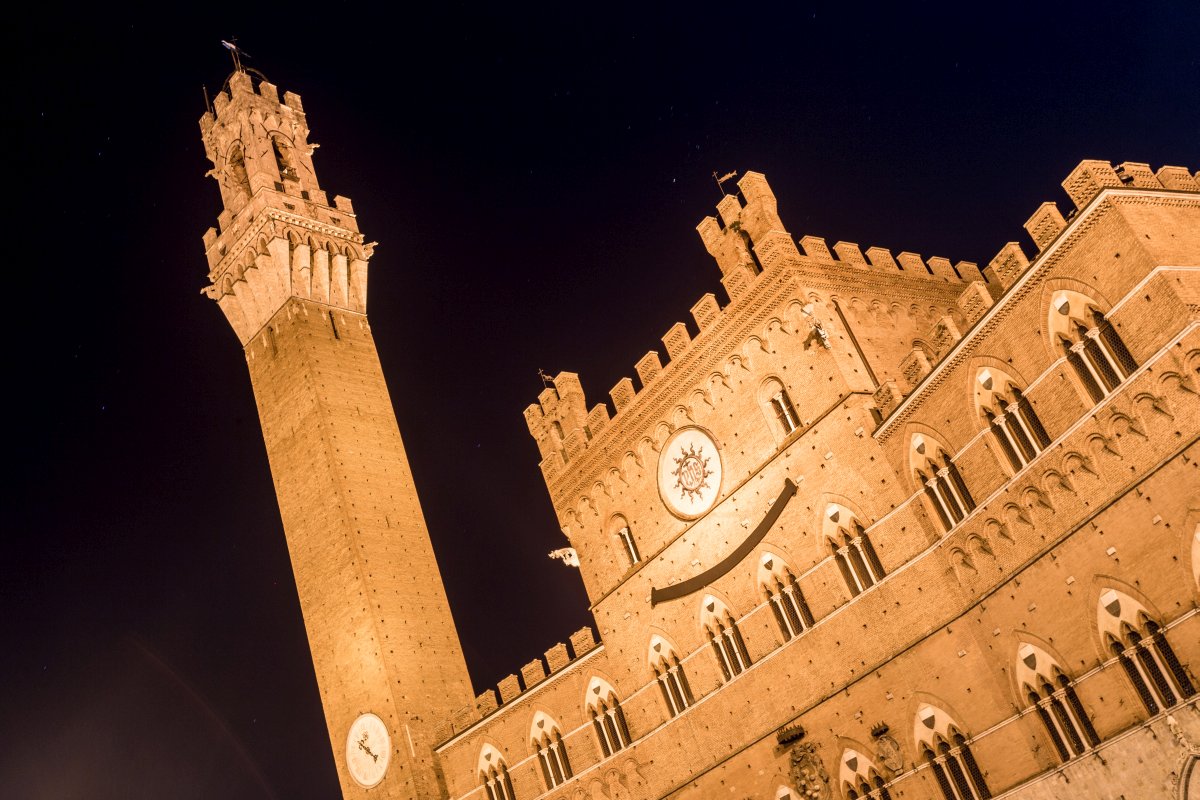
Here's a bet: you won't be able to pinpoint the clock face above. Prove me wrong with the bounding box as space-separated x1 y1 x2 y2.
345 712 390 788
658 426 723 519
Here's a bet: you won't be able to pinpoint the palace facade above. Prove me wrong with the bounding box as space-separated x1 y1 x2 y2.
199 70 1200 800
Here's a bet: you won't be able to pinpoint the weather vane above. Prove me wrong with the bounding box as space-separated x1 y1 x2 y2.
221 38 251 73
713 170 738 196
538 368 553 388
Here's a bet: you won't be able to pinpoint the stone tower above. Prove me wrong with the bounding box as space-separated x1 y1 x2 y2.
198 69 473 799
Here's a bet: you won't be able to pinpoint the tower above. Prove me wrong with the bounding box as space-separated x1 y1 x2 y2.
199 68 473 798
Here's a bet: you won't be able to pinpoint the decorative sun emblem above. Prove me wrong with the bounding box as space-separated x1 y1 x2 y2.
671 443 713 503
658 426 723 519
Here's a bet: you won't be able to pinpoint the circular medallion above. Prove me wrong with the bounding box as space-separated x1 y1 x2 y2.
658 426 723 519
346 712 390 788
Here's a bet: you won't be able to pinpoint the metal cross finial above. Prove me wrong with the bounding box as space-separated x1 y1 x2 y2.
221 38 251 73
713 170 738 196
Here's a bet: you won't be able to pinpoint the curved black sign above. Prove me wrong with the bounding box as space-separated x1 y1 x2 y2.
650 478 797 607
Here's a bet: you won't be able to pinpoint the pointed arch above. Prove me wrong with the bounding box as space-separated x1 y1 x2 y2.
1046 289 1136 404
839 747 892 800
822 502 885 598
972 366 1051 472
1014 640 1100 762
759 375 801 438
225 141 251 198
701 594 751 682
648 635 693 717
913 703 991 800
910 432 975 532
529 711 572 789
477 744 517 800
1097 587 1196 716
585 676 631 758
758 551 814 641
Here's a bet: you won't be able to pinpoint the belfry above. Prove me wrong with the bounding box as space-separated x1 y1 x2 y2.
199 67 473 798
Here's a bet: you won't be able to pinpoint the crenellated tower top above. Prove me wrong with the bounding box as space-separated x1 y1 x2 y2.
199 70 371 344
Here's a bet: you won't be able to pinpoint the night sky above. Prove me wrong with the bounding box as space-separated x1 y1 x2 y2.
5 4 1199 798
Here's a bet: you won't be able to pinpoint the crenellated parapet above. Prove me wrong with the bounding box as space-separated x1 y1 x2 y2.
434 626 601 744
199 71 371 345
874 158 1200 437
524 372 600 472
527 171 993 522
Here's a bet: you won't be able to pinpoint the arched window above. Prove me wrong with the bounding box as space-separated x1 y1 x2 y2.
226 143 251 198
760 553 815 640
912 435 975 532
649 637 693 717
975 369 1051 471
530 713 572 790
586 678 631 758
610 514 640 567
771 390 800 434
1015 643 1100 763
914 705 992 800
825 505 885 599
1050 294 1136 404
478 746 517 800
761 377 801 438
839 749 893 800
1099 589 1196 715
702 596 751 682
272 134 298 181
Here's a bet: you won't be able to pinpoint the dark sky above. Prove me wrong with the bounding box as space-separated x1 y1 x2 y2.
5 3 1199 798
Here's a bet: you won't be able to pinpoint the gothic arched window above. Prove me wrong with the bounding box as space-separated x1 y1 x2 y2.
975 369 1051 471
478 747 517 800
702 596 751 682
530 713 572 790
914 706 992 800
839 749 893 800
1050 294 1136 405
825 506 885 599
912 435 975 532
1098 589 1196 717
649 637 694 717
760 553 815 641
586 678 631 758
1016 643 1100 763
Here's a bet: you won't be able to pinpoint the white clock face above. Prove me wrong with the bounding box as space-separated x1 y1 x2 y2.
658 426 723 519
345 712 390 788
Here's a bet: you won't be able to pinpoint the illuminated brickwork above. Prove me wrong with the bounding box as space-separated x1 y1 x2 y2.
198 71 1200 800
199 70 473 799
439 165 1200 800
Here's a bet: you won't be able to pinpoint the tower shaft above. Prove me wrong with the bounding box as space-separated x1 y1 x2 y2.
200 70 471 799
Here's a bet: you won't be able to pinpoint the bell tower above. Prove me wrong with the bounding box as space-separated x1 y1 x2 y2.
199 68 472 798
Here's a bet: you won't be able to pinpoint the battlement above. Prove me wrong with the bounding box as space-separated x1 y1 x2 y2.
696 171 989 303
434 626 601 745
873 158 1200 422
199 69 370 345
524 160 1200 506
526 171 989 479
